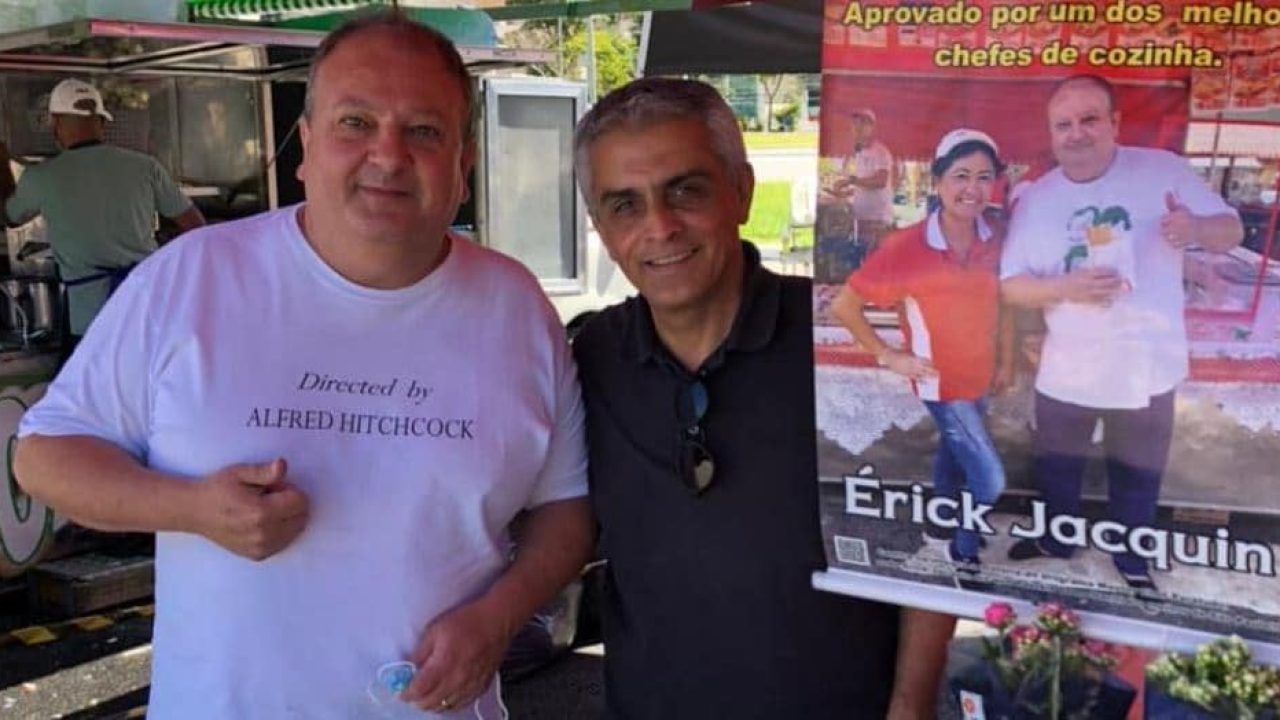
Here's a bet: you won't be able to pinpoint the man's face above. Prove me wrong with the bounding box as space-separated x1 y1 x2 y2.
587 119 753 317
50 114 68 148
298 29 474 247
1047 82 1120 182
851 115 875 145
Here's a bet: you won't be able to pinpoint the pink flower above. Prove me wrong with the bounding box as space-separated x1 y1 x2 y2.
985 602 1016 630
1040 601 1064 617
1010 625 1042 647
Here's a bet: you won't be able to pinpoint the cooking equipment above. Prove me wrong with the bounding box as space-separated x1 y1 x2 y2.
0 275 59 344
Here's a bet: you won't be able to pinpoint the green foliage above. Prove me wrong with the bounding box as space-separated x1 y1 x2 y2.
772 102 800 132
1147 636 1280 717
741 181 791 246
498 13 638 95
561 24 637 97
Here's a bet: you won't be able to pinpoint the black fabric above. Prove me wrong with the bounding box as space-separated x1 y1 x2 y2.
573 243 900 720
642 0 822 76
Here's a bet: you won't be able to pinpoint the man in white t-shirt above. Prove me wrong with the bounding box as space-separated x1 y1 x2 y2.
819 108 894 281
14 12 591 720
1001 75 1242 591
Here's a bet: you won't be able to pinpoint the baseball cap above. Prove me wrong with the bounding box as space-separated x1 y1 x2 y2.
849 108 876 123
935 128 998 160
48 79 113 122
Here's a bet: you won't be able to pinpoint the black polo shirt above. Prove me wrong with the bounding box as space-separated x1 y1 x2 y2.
573 243 901 720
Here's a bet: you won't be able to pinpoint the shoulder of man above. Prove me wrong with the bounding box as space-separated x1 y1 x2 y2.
88 143 154 165
146 207 286 271
1117 144 1189 173
451 236 561 311
570 298 638 373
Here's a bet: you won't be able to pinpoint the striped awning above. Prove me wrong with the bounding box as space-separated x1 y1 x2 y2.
187 0 384 21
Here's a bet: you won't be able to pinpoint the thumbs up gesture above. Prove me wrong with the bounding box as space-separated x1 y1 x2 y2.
195 458 311 561
1160 191 1196 250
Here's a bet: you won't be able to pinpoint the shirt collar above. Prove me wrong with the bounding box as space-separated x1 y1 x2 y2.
925 210 993 252
64 139 103 151
621 241 781 374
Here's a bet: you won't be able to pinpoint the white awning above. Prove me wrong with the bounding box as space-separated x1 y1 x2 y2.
1187 122 1280 159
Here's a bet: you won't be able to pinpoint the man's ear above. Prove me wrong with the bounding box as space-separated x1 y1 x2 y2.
458 141 477 204
736 162 756 225
295 117 310 183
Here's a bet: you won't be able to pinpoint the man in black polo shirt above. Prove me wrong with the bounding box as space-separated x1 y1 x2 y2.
571 77 956 719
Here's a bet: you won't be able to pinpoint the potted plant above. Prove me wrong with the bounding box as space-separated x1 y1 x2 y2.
1145 636 1280 719
951 602 1135 719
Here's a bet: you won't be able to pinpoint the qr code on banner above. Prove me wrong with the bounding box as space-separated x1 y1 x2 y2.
833 536 869 566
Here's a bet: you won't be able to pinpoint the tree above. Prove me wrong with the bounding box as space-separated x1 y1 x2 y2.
756 74 806 132
562 22 638 98
497 11 640 95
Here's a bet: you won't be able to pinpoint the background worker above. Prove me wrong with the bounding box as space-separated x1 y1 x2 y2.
0 78 204 353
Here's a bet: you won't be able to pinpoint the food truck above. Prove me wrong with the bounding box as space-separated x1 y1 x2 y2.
0 1 590 579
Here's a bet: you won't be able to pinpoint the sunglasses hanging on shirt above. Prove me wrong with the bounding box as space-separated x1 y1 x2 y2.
677 379 715 495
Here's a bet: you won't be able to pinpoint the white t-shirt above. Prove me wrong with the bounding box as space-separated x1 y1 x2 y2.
842 140 894 225
20 206 587 719
1001 146 1236 409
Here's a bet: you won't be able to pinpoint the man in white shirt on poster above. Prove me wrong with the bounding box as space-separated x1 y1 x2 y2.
820 107 894 280
1000 74 1242 591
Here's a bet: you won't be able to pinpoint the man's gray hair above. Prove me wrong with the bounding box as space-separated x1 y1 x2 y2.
302 9 477 141
573 78 748 203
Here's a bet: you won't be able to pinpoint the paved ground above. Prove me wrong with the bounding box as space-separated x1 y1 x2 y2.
0 608 976 719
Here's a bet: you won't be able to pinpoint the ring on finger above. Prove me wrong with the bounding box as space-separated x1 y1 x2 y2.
439 698 454 711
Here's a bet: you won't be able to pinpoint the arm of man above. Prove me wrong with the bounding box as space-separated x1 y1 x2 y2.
1000 267 1124 309
1160 203 1243 253
402 497 592 710
168 204 206 234
849 168 889 191
1191 212 1244 253
15 434 308 560
886 607 957 720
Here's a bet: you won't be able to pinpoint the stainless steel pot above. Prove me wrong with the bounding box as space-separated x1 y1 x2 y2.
0 276 60 342
0 279 25 336
27 280 56 333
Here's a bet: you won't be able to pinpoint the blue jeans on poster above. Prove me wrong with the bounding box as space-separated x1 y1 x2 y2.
1032 390 1174 576
924 398 1006 561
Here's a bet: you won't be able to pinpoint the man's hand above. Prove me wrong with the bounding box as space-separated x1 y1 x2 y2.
193 458 309 560
401 597 515 713
882 349 938 381
1058 266 1124 306
1160 191 1197 250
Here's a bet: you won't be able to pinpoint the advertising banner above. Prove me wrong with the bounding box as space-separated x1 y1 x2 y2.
811 0 1280 658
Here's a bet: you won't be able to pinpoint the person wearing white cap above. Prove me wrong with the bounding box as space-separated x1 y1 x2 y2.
0 77 204 353
819 106 894 281
1000 75 1243 592
832 128 1014 584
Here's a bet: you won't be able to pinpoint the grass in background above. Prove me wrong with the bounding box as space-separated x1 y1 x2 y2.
741 180 789 245
741 180 813 251
743 131 819 151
